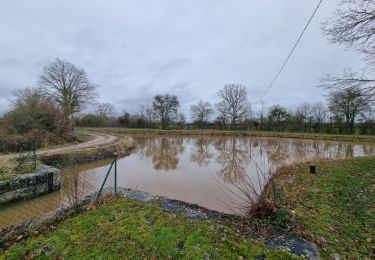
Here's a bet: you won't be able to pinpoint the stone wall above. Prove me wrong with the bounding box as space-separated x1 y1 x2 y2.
0 165 61 204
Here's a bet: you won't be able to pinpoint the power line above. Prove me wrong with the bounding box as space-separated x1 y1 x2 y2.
260 0 323 100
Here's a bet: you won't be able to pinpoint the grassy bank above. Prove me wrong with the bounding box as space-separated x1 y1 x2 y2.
0 160 15 181
1 197 299 259
79 127 375 142
0 158 43 181
272 156 375 258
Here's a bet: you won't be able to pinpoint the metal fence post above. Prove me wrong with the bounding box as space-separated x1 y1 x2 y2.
114 151 117 194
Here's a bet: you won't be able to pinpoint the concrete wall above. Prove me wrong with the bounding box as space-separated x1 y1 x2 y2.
0 165 61 204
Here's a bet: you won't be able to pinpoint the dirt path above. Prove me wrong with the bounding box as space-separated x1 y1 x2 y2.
0 133 120 162
37 133 119 156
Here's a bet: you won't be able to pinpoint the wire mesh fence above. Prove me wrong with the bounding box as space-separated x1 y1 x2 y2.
0 152 118 232
13 143 38 174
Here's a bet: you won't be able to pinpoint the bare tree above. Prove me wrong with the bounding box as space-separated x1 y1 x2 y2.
322 0 375 56
95 103 116 118
190 100 214 128
295 103 312 132
134 104 146 119
176 113 186 129
328 86 370 133
310 102 327 132
152 94 179 129
258 99 267 130
39 58 96 131
321 70 375 103
145 105 156 127
321 0 375 103
216 84 250 128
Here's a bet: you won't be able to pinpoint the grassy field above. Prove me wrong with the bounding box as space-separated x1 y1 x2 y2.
274 156 375 258
1 198 299 259
79 127 375 142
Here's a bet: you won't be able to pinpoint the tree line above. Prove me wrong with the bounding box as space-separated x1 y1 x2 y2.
75 82 375 135
1 0 375 153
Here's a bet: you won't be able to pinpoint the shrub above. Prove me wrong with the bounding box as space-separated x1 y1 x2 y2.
0 128 68 153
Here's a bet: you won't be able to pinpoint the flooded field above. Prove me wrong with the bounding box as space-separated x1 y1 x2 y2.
1 135 374 228
116 135 375 214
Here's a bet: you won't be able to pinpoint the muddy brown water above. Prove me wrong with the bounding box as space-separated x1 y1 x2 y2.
1 135 374 228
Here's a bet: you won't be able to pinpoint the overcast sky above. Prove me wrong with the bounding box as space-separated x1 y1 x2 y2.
0 0 365 117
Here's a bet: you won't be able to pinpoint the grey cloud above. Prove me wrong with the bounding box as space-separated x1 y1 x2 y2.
0 0 366 118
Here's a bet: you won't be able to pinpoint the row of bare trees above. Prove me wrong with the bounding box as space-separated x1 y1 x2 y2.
76 84 249 130
75 80 374 134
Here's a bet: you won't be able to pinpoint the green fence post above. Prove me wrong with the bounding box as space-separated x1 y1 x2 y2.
114 151 117 194
97 159 115 200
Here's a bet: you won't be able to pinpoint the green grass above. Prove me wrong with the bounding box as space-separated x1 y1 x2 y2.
0 166 13 181
0 165 42 181
0 161 13 181
75 130 93 143
0 157 43 181
1 198 299 259
79 127 375 142
275 156 375 258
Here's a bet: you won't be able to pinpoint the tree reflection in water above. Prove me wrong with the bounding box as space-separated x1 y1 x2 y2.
189 138 213 166
4 137 374 228
135 136 375 184
214 138 250 184
129 136 375 214
136 137 184 171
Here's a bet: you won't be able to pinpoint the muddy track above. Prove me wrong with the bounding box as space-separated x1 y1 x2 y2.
0 133 121 162
37 133 120 156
